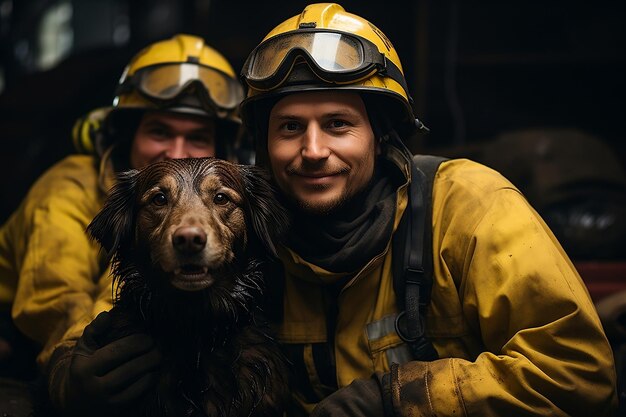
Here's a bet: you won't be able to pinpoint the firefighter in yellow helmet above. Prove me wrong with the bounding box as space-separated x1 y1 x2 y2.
104 33 244 168
0 34 244 414
240 4 617 416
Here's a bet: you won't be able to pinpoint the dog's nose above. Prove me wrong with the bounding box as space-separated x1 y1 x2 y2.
172 226 207 253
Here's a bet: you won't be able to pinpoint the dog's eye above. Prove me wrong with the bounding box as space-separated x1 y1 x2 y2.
213 193 229 205
152 192 168 206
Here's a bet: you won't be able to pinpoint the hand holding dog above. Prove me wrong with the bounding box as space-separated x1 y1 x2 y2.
48 311 162 416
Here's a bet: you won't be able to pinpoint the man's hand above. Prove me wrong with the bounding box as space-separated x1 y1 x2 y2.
48 311 162 416
311 373 392 417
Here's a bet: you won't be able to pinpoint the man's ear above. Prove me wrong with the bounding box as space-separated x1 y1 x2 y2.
87 169 140 258
239 164 289 257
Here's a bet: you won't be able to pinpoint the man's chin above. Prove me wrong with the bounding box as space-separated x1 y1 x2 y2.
294 195 347 216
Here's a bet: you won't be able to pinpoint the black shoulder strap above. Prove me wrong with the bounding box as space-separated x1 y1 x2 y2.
393 154 447 361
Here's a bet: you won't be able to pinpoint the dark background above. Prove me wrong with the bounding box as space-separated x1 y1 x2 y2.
1 0 625 248
1 2 625 410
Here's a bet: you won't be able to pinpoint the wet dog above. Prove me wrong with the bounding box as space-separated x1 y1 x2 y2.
87 157 290 416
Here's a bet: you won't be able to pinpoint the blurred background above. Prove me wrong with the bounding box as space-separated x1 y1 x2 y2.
0 0 625 265
0 1 626 411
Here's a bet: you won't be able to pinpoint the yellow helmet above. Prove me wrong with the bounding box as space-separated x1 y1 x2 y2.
104 34 245 159
240 3 425 138
114 33 243 119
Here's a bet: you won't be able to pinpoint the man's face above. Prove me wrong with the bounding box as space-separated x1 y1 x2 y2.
267 91 377 215
130 111 216 169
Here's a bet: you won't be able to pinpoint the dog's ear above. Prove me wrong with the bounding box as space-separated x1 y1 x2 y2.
87 169 140 257
239 165 289 257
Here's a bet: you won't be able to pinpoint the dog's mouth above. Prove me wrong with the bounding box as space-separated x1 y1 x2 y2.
170 264 214 291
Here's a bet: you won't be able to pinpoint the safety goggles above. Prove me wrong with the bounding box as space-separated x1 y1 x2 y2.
117 63 243 112
241 29 407 92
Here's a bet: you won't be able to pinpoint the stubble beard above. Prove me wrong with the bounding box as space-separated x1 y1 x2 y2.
289 182 360 216
296 190 346 216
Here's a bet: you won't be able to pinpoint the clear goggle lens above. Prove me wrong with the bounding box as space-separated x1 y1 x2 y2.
124 63 243 111
243 30 384 89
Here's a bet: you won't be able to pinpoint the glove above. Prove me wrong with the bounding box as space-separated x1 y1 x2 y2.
311 371 394 417
47 310 162 416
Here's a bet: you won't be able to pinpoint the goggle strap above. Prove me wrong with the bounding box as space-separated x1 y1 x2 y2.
382 57 410 101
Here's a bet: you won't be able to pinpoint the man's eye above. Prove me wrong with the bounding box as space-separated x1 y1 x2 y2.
148 127 169 137
329 120 348 128
152 192 168 206
284 121 299 131
213 193 229 205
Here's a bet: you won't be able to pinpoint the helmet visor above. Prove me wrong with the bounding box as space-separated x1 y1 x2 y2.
124 63 243 111
242 30 385 90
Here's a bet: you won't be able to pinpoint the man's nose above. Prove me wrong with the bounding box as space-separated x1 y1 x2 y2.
301 126 331 160
165 136 188 159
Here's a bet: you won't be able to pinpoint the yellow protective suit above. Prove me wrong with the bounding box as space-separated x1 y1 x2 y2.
277 157 617 416
0 154 115 368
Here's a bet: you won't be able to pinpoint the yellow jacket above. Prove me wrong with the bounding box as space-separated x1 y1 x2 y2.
277 158 617 416
0 154 114 368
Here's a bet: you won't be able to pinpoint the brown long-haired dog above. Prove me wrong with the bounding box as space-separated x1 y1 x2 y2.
87 157 290 417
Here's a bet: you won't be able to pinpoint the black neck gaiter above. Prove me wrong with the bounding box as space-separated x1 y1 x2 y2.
286 158 402 274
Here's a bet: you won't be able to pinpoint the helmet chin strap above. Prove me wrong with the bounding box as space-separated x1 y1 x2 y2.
366 96 415 162
414 117 430 133
381 130 414 162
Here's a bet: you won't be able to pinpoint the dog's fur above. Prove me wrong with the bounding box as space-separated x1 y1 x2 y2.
87 157 290 417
